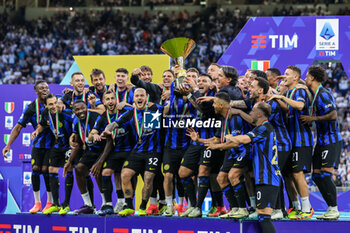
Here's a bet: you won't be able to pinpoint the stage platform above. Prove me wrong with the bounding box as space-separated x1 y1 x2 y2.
1 211 350 233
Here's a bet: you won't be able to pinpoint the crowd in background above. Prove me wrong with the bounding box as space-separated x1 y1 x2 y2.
1 5 349 85
0 5 350 188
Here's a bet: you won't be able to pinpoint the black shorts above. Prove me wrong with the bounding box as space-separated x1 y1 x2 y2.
220 151 234 173
199 148 225 174
163 148 186 174
31 147 50 168
220 147 251 173
232 147 251 170
123 151 161 174
313 141 342 170
79 150 101 169
103 151 130 173
287 146 313 173
180 144 203 172
278 150 291 171
49 148 71 168
256 184 279 209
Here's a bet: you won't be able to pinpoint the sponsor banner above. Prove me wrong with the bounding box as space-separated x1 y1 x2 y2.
0 214 104 233
1 214 349 233
219 16 350 78
242 220 350 233
0 85 66 166
106 216 240 233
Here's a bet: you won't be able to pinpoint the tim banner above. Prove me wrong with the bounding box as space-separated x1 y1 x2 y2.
219 16 350 79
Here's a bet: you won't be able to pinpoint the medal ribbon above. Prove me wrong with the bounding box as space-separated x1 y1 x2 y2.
310 84 322 116
78 111 90 145
160 87 166 105
261 119 269 126
94 86 106 102
116 89 128 104
35 98 41 124
221 107 231 143
286 87 297 108
49 111 59 139
106 111 116 139
72 89 86 105
133 95 150 142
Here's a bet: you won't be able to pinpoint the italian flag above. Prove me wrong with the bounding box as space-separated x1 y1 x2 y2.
251 60 270 72
4 102 14 113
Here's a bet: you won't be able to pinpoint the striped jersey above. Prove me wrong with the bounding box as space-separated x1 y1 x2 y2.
89 85 109 102
93 107 135 152
164 95 195 150
267 99 292 152
190 89 218 146
73 111 103 153
116 104 162 154
115 87 135 105
62 90 102 110
247 121 281 187
40 109 74 150
312 85 341 145
215 113 251 159
18 99 53 149
286 88 313 148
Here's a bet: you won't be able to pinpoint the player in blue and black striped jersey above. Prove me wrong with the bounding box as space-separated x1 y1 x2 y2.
2 81 54 214
181 67 244 218
162 74 197 217
301 65 342 220
62 100 104 215
269 65 314 220
102 88 162 216
32 93 75 216
225 102 280 233
182 74 227 218
62 72 105 114
109 68 136 106
89 91 134 216
187 92 251 219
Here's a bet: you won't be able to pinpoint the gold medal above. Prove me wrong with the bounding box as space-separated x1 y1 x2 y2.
83 144 86 150
138 137 142 144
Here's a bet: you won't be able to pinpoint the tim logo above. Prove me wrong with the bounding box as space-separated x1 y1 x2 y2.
52 226 97 233
0 224 39 233
113 229 161 233
177 231 231 233
144 111 161 129
251 35 266 48
251 34 298 49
